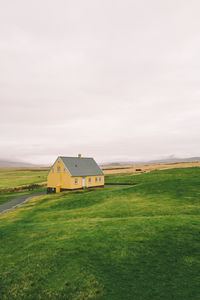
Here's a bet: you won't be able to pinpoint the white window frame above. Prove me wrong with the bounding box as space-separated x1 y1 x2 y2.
95 177 98 183
88 177 91 183
75 178 78 185
99 177 101 182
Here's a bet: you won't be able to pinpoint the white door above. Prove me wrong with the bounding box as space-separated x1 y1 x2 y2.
82 177 86 187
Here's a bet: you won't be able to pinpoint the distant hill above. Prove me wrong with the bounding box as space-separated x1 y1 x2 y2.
102 157 200 166
134 156 200 165
0 160 38 168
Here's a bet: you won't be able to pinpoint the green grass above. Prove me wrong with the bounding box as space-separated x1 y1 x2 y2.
0 168 48 191
0 168 200 299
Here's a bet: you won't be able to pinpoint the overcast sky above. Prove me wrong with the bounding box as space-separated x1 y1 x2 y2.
0 0 200 164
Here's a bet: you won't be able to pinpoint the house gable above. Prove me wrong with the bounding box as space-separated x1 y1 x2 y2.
47 157 72 188
48 157 68 176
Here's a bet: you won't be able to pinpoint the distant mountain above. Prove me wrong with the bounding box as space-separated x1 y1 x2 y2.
133 156 200 165
0 159 37 167
102 157 200 166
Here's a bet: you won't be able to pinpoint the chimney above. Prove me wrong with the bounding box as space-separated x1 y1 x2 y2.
78 154 82 158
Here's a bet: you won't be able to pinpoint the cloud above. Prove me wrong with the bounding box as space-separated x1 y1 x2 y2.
0 0 200 164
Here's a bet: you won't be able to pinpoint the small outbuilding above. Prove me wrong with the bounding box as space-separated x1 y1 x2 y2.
47 154 104 193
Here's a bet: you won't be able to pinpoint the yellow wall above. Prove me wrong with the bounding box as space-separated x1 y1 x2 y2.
69 175 104 189
85 175 104 188
47 157 104 191
47 157 72 189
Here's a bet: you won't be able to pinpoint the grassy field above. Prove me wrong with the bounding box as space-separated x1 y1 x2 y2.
0 168 200 299
0 168 48 191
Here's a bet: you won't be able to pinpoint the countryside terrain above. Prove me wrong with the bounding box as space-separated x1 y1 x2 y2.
0 166 200 299
0 168 48 191
102 161 200 174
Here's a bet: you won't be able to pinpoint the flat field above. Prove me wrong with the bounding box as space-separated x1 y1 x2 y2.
0 167 200 299
0 168 48 191
103 161 200 174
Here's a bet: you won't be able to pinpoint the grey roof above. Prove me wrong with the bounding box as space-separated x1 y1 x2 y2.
59 156 104 177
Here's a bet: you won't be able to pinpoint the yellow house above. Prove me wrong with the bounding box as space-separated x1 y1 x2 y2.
47 154 104 193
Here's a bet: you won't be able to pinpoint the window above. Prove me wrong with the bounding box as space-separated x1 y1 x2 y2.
52 168 54 173
58 160 60 163
88 177 91 183
95 177 98 182
99 177 101 182
57 166 60 173
75 178 78 185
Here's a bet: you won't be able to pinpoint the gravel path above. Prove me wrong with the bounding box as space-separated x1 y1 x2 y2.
0 191 46 215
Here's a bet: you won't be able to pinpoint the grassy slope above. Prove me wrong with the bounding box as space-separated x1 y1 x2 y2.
0 168 48 190
0 168 200 299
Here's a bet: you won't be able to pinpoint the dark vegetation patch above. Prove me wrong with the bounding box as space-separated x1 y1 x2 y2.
0 183 46 194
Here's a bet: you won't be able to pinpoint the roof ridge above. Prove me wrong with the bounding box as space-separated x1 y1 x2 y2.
59 156 93 159
59 156 104 176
